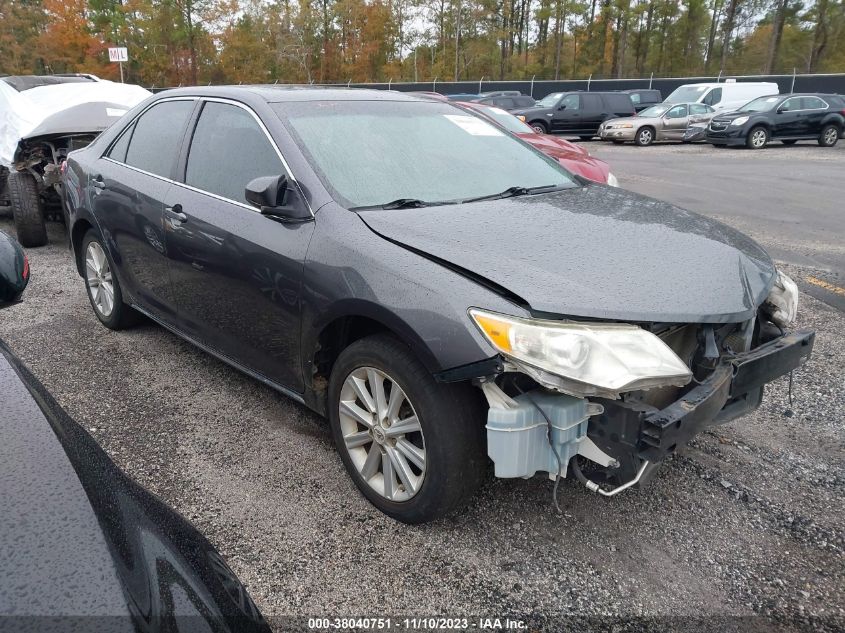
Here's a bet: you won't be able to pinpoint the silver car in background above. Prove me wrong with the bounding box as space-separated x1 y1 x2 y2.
599 103 716 146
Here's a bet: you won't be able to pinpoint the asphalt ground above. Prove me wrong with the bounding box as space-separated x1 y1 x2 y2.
0 142 843 632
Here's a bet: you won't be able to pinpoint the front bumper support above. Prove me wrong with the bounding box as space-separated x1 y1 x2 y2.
638 329 814 461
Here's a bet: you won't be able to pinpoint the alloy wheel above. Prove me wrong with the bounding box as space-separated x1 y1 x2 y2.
638 129 652 145
824 127 838 145
751 129 767 148
338 366 426 502
85 241 115 318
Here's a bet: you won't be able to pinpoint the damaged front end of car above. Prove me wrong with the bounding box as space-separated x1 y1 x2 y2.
468 270 814 496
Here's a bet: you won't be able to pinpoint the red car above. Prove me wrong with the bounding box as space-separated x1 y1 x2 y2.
457 101 617 186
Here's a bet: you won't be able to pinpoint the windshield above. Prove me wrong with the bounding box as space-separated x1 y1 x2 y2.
638 104 672 118
737 96 780 112
664 85 709 103
535 92 564 107
275 100 576 209
471 105 533 133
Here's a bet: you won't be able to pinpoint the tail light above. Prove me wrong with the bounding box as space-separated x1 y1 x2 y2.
60 160 68 176
22 253 29 281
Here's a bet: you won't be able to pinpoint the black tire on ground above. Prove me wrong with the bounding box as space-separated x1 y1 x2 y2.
818 124 839 147
781 139 798 145
635 126 655 146
7 171 47 247
328 333 486 524
746 125 769 149
579 135 593 141
81 230 140 330
529 120 548 134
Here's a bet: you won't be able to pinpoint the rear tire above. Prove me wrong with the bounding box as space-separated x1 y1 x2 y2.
81 230 140 330
819 124 839 147
8 171 47 248
746 126 768 149
579 135 593 141
529 121 548 134
635 126 655 146
328 334 486 524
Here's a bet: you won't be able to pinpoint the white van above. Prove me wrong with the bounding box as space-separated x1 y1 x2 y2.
663 81 779 113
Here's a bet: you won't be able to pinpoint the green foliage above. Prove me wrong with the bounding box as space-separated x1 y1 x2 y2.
0 0 842 84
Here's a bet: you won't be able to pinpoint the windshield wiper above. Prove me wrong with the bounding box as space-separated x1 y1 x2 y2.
351 198 435 211
460 184 565 204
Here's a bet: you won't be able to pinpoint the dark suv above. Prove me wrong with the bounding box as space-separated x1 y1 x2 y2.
706 93 845 149
512 91 636 138
621 88 662 112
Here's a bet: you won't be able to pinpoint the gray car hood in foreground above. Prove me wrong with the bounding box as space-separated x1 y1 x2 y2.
358 185 776 323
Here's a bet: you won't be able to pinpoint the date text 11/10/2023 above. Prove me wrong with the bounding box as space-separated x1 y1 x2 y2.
306 617 528 630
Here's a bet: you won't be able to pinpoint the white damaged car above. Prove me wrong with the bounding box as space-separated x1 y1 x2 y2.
0 75 149 246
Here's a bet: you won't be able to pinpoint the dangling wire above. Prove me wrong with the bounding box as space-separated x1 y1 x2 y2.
523 391 564 514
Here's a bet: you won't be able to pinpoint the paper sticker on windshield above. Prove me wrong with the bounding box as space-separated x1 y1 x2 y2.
106 108 128 117
443 114 504 136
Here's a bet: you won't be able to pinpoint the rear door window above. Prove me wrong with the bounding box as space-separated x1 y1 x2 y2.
581 94 602 111
606 94 634 112
124 99 194 178
185 101 284 205
800 96 827 110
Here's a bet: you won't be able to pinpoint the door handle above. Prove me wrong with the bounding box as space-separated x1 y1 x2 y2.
165 204 188 223
92 175 106 190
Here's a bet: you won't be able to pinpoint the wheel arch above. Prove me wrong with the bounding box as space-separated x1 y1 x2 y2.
820 114 844 131
302 301 446 415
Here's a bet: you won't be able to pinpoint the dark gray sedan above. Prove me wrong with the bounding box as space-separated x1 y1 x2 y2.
64 87 813 524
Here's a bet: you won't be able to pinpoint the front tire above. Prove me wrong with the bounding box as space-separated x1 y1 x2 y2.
82 230 139 330
746 126 768 149
819 124 839 147
8 171 47 247
529 120 548 134
635 127 655 146
328 334 486 524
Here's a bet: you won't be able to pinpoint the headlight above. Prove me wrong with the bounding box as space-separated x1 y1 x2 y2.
469 309 692 397
516 115 526 121
730 116 749 126
606 172 619 187
762 270 798 328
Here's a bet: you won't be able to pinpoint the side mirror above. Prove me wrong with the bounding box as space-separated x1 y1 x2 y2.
557 104 567 111
245 175 311 222
0 231 29 307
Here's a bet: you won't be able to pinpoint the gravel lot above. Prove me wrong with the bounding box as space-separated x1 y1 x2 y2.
1 144 843 632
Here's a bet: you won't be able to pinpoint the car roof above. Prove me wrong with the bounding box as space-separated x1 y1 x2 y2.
0 74 97 91
158 85 428 103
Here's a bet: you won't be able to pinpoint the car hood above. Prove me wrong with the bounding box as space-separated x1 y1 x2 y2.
511 106 550 117
712 112 757 124
358 185 776 323
516 134 609 184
